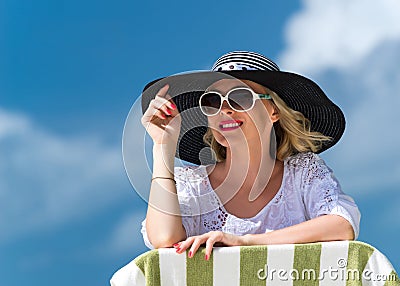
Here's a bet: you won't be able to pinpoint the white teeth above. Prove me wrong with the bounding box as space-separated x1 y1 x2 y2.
221 122 240 128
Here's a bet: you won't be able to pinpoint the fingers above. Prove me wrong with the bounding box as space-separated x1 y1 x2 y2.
204 237 216 261
142 85 178 122
156 84 169 98
150 108 165 120
140 84 182 145
156 84 174 102
174 237 194 254
154 84 176 111
174 232 223 260
156 99 176 118
152 97 176 117
188 237 204 259
142 97 176 125
155 84 178 113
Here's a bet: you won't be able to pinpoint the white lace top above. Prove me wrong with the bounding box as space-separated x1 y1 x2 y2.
141 152 361 249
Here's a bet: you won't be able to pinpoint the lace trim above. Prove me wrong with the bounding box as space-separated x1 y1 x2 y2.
196 161 289 233
202 206 228 231
167 153 360 239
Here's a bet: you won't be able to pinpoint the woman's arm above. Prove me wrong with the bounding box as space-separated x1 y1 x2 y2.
145 144 187 249
243 214 354 245
174 214 354 259
141 85 186 248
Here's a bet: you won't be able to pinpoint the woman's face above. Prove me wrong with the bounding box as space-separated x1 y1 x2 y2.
205 79 279 149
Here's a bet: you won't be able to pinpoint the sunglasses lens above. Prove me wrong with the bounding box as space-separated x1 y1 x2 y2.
200 92 221 115
228 89 254 110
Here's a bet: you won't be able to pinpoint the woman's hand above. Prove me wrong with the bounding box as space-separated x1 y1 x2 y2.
173 231 244 260
141 84 181 145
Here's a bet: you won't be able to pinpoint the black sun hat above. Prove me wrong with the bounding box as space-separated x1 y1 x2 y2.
141 51 345 165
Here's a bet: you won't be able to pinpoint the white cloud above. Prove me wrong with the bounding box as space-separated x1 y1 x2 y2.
0 108 129 242
278 1 400 196
106 211 147 255
81 211 148 263
0 109 30 138
280 0 400 75
324 46 400 194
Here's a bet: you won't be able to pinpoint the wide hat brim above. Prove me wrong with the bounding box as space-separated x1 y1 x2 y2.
141 70 345 165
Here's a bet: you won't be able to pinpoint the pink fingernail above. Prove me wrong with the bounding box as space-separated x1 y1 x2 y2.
188 251 192 258
165 109 172 115
176 247 181 253
173 243 179 247
170 103 176 110
205 254 209 260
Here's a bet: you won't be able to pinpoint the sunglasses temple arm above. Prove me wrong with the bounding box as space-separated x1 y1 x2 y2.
258 93 271 99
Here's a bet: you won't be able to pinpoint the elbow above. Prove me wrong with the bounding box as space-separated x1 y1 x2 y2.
340 226 355 241
335 215 355 241
148 229 187 249
345 225 356 241
150 236 177 249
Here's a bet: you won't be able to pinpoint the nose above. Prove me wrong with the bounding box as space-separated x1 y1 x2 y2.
220 99 234 115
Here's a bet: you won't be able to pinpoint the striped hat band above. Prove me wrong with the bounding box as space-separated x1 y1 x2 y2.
212 51 280 72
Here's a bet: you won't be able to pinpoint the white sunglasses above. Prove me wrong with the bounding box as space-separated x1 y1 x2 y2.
199 87 271 116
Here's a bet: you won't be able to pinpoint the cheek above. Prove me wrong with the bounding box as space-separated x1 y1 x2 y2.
206 117 217 129
207 117 226 145
248 105 274 131
211 128 229 147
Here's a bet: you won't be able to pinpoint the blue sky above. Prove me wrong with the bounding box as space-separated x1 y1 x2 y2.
1 0 399 285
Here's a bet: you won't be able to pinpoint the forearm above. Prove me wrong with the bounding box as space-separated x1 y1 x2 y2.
243 214 354 246
146 144 186 248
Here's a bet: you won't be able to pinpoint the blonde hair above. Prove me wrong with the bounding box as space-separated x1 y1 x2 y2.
203 88 332 161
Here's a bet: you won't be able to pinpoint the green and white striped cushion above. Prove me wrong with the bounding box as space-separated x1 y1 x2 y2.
110 241 399 286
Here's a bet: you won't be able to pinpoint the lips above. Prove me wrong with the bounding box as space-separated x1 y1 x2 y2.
219 120 243 131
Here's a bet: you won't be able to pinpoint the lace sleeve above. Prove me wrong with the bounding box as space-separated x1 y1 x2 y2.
175 166 201 238
140 166 202 249
301 153 361 239
140 218 154 249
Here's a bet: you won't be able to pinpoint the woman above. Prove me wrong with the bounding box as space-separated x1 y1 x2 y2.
140 51 360 261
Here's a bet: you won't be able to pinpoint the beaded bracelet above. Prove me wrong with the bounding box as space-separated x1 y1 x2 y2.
151 176 176 184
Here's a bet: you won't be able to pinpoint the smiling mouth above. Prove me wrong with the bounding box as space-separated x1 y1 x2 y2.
219 120 243 131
